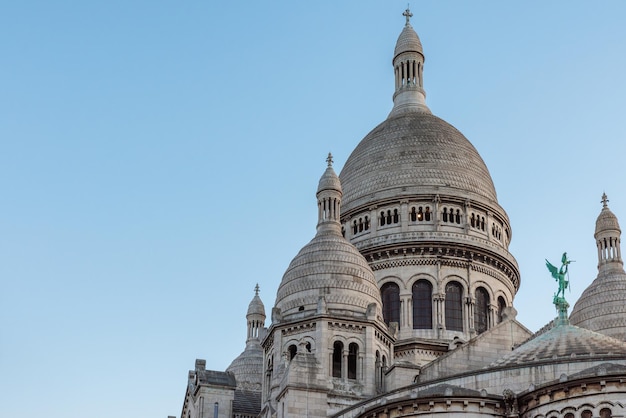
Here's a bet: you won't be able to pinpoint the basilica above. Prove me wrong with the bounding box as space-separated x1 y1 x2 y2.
177 10 626 418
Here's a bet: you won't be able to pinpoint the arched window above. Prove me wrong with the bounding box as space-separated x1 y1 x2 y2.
600 408 613 418
380 211 385 226
425 207 431 221
381 282 400 326
455 209 461 224
445 281 463 331
474 287 489 334
353 220 358 235
332 341 343 378
497 296 506 323
288 344 297 360
393 209 399 223
305 342 311 352
442 207 448 222
410 207 417 221
581 410 593 418
412 280 432 329
564 414 574 418
348 343 358 379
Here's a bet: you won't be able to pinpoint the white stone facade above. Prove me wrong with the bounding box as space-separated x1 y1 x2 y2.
177 9 626 418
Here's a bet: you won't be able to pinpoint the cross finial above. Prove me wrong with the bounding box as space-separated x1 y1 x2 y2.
254 283 260 296
326 152 333 167
602 192 609 208
403 6 413 25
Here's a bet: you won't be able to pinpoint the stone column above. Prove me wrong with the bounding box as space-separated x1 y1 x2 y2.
400 199 409 232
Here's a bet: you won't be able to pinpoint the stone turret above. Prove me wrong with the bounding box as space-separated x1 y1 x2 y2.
570 194 626 341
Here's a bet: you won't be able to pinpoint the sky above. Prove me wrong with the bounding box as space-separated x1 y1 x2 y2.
2 1 626 417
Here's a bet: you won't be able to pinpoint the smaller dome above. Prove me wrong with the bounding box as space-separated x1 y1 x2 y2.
226 343 264 391
317 153 342 195
274 157 383 322
247 284 266 317
394 13 423 59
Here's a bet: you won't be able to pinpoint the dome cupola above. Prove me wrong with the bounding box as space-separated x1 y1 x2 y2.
570 194 626 341
273 155 383 323
226 285 266 391
390 8 430 117
595 192 623 270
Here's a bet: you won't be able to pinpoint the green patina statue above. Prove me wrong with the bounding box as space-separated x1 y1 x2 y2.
545 252 573 308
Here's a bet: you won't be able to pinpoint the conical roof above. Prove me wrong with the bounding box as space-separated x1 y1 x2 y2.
596 203 621 234
247 285 265 317
317 153 342 194
394 19 423 59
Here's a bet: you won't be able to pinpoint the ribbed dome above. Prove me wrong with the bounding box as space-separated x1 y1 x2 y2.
339 112 498 213
596 205 621 234
247 293 265 317
274 228 382 320
570 271 626 341
394 22 423 59
226 343 264 391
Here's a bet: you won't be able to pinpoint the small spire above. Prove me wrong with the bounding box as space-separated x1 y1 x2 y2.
403 6 413 25
254 283 260 296
326 152 333 167
602 192 609 208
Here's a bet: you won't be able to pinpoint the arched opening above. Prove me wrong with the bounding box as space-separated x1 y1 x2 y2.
474 287 490 334
412 280 432 329
581 410 593 418
445 281 463 331
332 341 343 378
425 207 431 221
348 343 358 379
497 296 506 323
600 408 613 418
288 344 297 360
381 282 401 327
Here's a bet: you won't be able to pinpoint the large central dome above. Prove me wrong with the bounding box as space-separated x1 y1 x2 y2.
340 112 497 213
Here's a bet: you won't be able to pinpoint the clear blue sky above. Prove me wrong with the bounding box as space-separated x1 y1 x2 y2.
2 2 626 417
